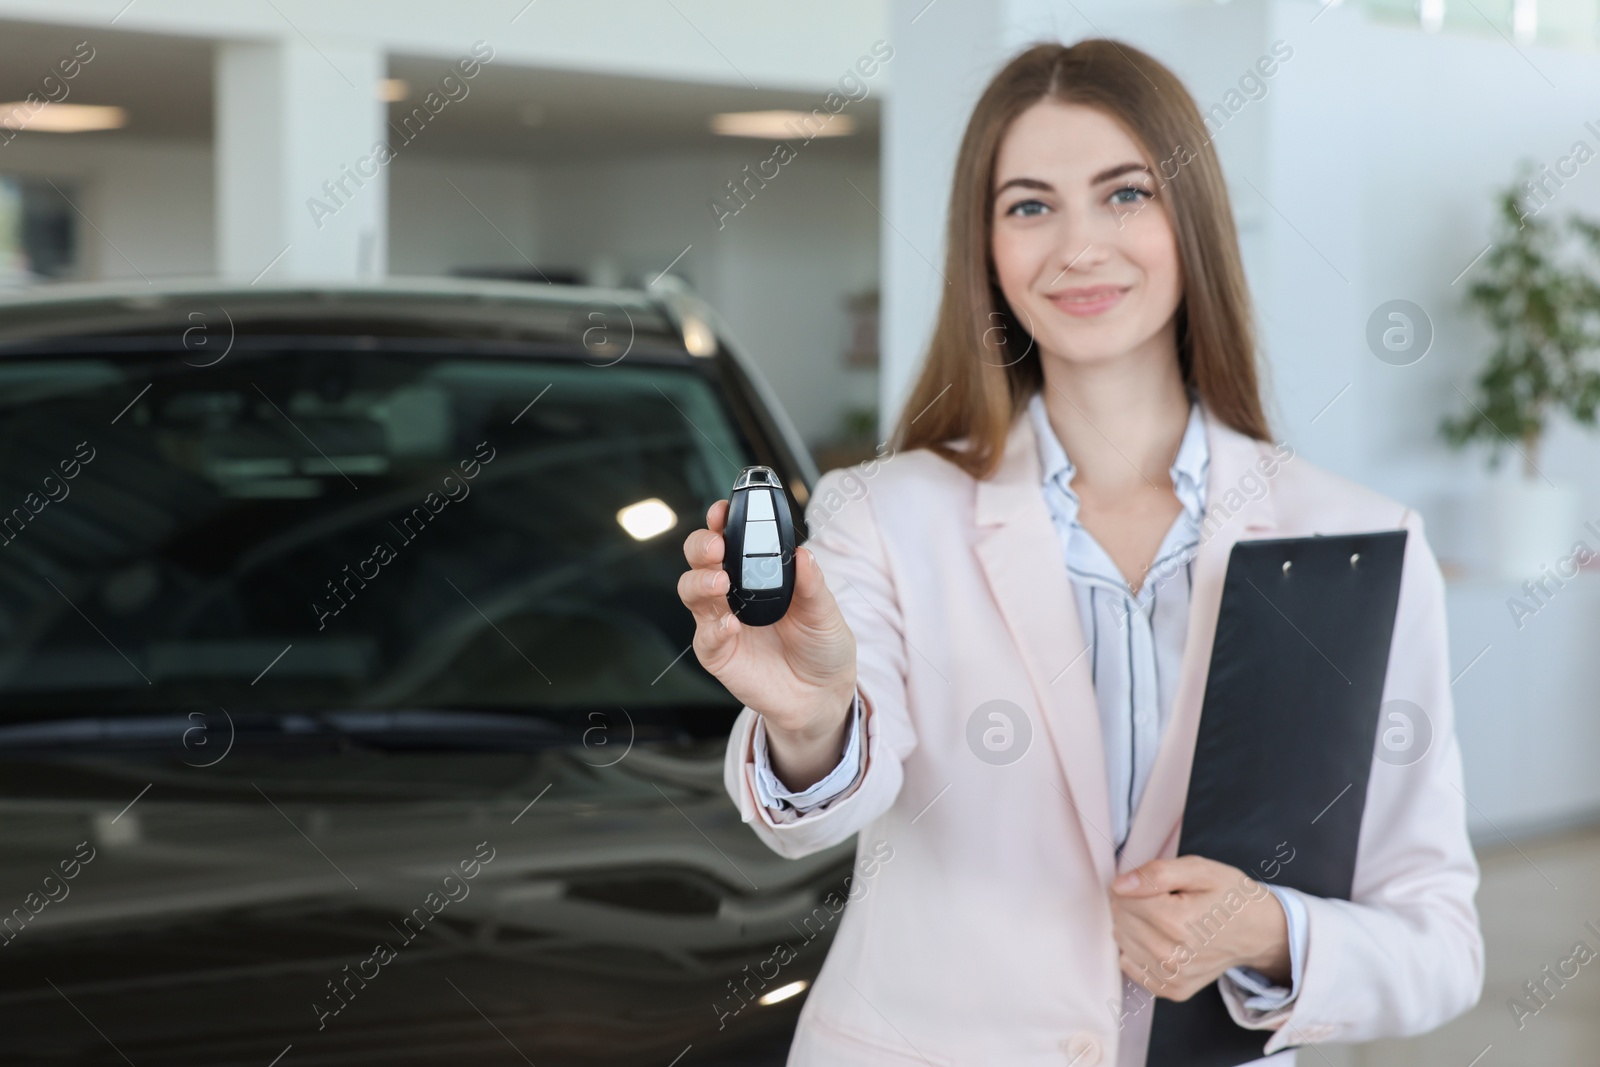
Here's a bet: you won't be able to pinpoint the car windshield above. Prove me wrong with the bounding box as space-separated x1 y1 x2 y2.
0 347 747 724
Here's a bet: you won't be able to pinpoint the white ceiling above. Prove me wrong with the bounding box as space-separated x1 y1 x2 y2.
0 18 881 163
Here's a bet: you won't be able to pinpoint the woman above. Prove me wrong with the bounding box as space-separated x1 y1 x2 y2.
677 40 1483 1067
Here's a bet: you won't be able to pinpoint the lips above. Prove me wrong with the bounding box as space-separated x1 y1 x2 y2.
1048 285 1129 317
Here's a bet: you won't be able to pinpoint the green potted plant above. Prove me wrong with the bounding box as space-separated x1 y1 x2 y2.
1441 166 1600 578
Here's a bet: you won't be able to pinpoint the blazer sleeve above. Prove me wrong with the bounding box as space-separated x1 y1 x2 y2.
721 465 918 859
1222 508 1486 1052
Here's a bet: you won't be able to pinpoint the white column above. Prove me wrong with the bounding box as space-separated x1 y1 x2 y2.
215 38 387 282
879 0 1005 437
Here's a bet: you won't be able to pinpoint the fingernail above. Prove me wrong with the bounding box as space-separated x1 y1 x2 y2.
704 571 717 592
1113 873 1137 891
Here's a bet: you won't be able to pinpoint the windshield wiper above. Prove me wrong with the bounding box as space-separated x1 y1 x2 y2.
0 709 570 752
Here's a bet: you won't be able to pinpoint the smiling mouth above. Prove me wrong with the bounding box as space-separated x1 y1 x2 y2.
1047 285 1129 316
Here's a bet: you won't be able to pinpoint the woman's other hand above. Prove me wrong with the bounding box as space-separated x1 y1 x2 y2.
1108 855 1292 1001
678 500 859 789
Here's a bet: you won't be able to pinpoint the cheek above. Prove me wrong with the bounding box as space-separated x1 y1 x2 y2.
1127 215 1182 303
990 226 1049 300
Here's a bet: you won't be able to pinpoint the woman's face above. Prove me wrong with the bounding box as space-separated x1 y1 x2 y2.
989 100 1183 371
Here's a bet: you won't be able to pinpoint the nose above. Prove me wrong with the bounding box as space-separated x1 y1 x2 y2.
1048 241 1106 288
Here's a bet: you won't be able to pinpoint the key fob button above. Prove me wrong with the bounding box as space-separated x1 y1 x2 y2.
742 554 782 590
743 518 780 555
745 488 775 521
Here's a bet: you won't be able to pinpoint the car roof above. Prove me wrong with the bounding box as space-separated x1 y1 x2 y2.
0 276 691 354
0 275 823 486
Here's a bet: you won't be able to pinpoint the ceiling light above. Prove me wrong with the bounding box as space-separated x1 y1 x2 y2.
711 110 856 139
617 498 677 541
0 103 126 133
758 980 809 1006
379 78 409 102
681 313 717 357
1511 0 1536 44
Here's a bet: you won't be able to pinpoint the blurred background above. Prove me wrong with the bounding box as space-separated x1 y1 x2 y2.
0 0 1596 1064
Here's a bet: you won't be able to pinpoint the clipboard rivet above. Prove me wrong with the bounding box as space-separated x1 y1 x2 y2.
1350 553 1361 567
1281 560 1291 576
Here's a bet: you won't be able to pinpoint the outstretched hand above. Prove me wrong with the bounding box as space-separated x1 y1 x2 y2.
677 500 857 745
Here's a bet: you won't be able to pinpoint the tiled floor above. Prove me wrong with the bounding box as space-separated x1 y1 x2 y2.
1306 822 1600 1066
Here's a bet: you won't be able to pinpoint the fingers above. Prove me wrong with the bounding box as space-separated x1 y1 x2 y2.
676 560 731 626
679 500 735 631
1118 951 1155 993
682 504 728 570
1112 907 1179 988
1110 893 1169 942
1118 948 1166 993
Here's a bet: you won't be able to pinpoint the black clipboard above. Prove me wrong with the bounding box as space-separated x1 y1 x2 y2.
1145 529 1408 1067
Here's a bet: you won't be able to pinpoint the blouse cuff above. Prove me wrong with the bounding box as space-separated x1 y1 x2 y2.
1221 884 1308 1015
751 691 865 813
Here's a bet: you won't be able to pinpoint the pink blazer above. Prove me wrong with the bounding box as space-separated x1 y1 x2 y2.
722 400 1484 1066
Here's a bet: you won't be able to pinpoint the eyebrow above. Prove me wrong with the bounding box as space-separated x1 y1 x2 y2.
994 162 1154 196
1091 162 1153 184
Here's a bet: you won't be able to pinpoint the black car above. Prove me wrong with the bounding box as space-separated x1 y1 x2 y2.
0 277 856 1065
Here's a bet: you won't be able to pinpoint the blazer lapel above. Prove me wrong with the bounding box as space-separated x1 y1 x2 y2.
1116 402 1280 871
973 414 1117 887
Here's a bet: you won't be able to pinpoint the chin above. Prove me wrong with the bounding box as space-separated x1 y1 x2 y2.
1034 325 1150 368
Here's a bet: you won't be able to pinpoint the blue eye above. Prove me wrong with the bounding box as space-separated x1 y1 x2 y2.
1111 185 1152 206
1006 199 1048 218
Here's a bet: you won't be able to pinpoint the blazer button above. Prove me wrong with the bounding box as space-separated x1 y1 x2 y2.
1060 1033 1102 1065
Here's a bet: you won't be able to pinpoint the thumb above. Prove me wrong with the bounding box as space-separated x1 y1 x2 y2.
1111 863 1174 897
1114 856 1219 896
791 545 826 604
787 546 844 626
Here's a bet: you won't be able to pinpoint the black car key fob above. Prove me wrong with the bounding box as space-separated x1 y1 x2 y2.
723 465 796 626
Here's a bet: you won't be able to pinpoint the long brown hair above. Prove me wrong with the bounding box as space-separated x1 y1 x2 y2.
893 39 1272 479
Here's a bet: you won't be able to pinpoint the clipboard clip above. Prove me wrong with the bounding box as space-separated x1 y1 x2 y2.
1281 553 1361 576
